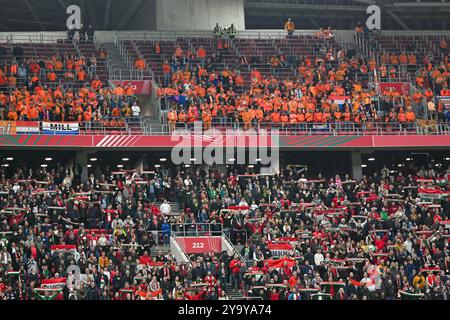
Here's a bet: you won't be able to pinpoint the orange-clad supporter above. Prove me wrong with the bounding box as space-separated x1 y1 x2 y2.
111 106 121 118
125 84 135 96
47 72 57 82
412 91 424 104
389 54 399 65
408 54 417 65
416 75 425 88
241 108 252 130
167 108 178 131
91 78 103 90
397 108 407 123
178 110 187 124
202 110 212 130
424 89 434 101
162 62 171 74
197 47 207 59
83 108 92 122
154 42 161 54
187 106 198 123
405 107 416 122
313 111 323 123
389 66 397 79
399 53 408 65
441 87 450 96
280 112 289 128
380 53 389 65
134 58 146 70
322 110 331 122
368 59 377 71
440 38 447 50
270 110 280 124
284 18 295 35
114 86 125 96
7 76 16 87
77 69 86 82
334 109 342 121
7 109 18 121
250 69 262 82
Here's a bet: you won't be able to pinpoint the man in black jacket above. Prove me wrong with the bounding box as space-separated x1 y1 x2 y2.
85 282 100 300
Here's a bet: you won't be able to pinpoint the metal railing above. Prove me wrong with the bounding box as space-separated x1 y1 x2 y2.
171 223 223 237
1 119 449 136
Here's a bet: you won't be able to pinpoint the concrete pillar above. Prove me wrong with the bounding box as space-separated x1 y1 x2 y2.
74 151 88 183
351 151 363 180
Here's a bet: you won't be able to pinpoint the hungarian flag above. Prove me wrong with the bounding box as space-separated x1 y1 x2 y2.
41 277 67 289
418 188 444 200
435 177 448 187
267 258 296 269
228 206 250 211
311 293 333 300
50 244 77 255
148 261 164 268
399 290 424 300
274 237 298 244
319 281 346 296
267 243 293 256
34 288 63 300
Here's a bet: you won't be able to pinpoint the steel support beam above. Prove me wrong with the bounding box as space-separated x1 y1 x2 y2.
103 0 113 30
386 10 411 30
23 0 46 30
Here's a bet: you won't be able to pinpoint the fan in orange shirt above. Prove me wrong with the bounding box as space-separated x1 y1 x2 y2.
91 77 103 90
167 108 178 131
134 58 146 70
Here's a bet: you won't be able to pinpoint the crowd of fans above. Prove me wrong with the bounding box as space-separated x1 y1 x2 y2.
1 30 449 129
0 159 449 300
0 46 143 124
155 35 450 130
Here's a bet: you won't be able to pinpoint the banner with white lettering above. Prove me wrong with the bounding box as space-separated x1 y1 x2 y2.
42 122 79 135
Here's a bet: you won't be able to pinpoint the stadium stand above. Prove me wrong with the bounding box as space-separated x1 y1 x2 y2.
0 160 449 300
0 16 449 301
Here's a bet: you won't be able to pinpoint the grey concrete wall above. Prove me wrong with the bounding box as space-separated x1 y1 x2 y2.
156 0 245 31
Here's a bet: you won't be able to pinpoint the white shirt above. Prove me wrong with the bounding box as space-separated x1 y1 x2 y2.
160 203 171 215
132 105 140 116
314 253 324 266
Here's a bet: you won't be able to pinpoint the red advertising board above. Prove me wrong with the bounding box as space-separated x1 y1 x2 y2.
112 80 152 95
176 236 222 254
0 134 449 149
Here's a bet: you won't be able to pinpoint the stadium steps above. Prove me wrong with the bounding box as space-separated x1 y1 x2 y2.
224 284 245 300
103 42 133 79
155 202 182 216
150 245 171 257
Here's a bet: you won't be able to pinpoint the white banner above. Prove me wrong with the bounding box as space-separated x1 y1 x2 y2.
42 122 79 135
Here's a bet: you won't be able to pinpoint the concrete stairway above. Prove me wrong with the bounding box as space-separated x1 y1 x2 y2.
224 284 245 300
155 201 182 215
103 42 133 80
